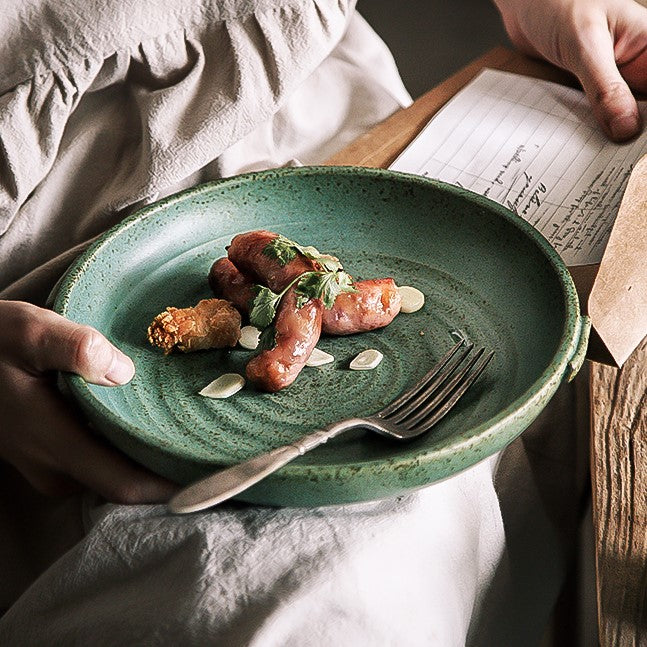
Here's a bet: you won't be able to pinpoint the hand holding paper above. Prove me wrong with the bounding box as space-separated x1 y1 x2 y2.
493 0 647 141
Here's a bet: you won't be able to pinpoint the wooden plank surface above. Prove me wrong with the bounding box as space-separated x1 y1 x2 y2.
591 345 647 645
326 46 647 644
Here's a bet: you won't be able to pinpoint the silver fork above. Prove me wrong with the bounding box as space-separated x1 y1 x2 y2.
168 340 494 514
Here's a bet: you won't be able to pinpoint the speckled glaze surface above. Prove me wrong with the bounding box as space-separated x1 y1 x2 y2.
53 166 587 506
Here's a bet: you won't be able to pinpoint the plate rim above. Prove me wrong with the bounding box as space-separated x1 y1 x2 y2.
53 165 583 478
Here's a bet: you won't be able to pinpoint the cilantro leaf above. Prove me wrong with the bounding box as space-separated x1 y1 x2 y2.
251 234 358 331
295 270 356 309
263 234 343 271
313 254 343 272
263 235 298 266
294 245 343 272
295 244 322 258
249 286 282 329
258 325 277 351
294 290 312 309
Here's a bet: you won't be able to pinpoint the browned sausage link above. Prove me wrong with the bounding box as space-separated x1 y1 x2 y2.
227 230 317 293
210 257 402 335
208 257 256 314
321 278 402 335
246 287 323 392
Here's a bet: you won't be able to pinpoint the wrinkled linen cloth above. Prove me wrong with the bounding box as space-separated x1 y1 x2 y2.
0 0 409 301
0 384 589 647
0 1 590 645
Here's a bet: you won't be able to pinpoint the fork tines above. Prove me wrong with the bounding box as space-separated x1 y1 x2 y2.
378 340 494 432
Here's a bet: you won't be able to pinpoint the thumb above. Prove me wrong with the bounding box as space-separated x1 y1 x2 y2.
3 301 135 385
573 21 641 142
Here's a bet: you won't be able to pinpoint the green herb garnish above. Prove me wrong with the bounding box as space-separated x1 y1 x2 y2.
250 235 356 331
250 285 284 329
258 324 277 350
249 270 356 329
294 269 355 309
263 235 343 272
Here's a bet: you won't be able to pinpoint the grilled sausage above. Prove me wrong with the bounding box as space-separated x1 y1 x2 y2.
245 287 323 392
322 278 402 335
208 257 256 314
227 230 317 292
210 257 401 335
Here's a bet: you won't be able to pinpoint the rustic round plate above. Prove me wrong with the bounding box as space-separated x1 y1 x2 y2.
53 166 588 506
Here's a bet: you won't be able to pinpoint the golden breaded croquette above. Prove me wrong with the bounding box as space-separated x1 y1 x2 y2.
147 299 241 354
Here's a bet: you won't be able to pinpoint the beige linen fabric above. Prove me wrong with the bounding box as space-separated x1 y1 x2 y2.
0 0 410 301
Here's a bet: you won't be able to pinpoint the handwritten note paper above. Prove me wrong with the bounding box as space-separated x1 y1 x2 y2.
390 69 647 266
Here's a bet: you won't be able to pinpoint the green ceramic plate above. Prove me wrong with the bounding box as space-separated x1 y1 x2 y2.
53 166 589 506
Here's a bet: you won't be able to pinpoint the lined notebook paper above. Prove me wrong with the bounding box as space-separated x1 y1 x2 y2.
390 69 647 266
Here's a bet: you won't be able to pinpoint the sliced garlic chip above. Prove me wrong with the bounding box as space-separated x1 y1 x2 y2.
398 286 425 313
306 348 335 367
239 325 261 350
199 373 245 399
350 349 383 371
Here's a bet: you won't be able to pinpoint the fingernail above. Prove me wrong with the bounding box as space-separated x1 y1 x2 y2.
609 112 641 141
105 349 135 385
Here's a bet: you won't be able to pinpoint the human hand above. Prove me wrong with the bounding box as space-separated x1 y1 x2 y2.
0 300 177 503
493 0 647 141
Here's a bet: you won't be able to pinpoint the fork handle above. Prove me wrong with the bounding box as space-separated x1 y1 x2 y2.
168 424 352 514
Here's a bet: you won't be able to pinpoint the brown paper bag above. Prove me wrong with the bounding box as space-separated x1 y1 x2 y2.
587 153 647 367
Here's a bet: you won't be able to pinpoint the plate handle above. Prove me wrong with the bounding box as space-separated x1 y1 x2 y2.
566 314 591 382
